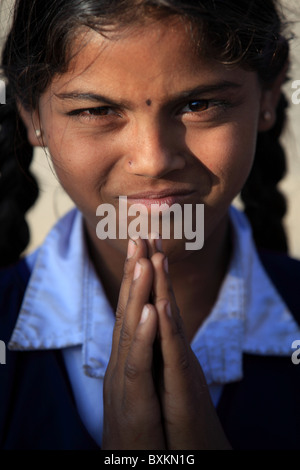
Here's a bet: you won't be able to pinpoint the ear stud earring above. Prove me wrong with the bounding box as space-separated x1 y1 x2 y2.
263 110 272 121
35 129 42 138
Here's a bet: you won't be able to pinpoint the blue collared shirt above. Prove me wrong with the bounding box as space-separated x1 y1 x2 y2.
8 206 300 446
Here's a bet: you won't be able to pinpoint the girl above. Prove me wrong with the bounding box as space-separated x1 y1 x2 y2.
1 0 300 450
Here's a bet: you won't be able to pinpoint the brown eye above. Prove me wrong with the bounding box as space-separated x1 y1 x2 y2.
186 100 209 112
179 99 230 119
68 107 113 117
83 107 113 116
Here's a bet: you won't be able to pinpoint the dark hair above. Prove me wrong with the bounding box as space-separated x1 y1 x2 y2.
0 0 292 264
0 86 38 267
241 93 289 252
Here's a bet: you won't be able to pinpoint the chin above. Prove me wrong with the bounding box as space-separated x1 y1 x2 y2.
160 237 200 264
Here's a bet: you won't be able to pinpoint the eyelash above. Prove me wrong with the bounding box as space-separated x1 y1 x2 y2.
66 99 231 122
180 99 230 115
67 107 118 119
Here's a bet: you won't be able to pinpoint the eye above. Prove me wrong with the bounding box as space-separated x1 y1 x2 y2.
182 100 210 113
67 106 120 119
178 98 231 121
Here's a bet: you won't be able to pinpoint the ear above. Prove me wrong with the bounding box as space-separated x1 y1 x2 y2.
258 61 289 132
17 104 44 147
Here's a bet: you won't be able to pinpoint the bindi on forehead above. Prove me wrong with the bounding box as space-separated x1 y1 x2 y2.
145 99 152 106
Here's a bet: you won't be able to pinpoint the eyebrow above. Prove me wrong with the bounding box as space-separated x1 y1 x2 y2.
54 80 242 108
54 91 131 108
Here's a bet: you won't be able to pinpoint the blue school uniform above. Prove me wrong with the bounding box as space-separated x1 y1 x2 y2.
0 207 300 449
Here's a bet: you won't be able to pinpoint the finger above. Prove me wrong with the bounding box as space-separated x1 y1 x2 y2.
122 304 165 449
104 304 166 450
155 298 199 426
123 304 159 404
151 253 191 376
155 300 230 451
118 257 154 351
116 237 147 319
151 251 180 320
155 299 190 376
108 237 147 367
111 257 154 369
145 232 163 259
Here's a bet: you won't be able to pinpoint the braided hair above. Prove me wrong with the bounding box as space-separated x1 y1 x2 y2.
0 85 39 267
241 93 289 252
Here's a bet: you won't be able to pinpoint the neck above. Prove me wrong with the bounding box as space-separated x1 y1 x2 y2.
85 212 232 342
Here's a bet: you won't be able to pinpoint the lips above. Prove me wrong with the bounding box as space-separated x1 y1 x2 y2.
124 189 196 209
126 188 195 199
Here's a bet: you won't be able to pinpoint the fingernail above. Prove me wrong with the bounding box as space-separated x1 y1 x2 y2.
148 232 162 251
164 257 169 273
148 232 159 239
127 238 137 259
140 305 150 324
155 236 163 252
133 261 142 280
166 301 172 318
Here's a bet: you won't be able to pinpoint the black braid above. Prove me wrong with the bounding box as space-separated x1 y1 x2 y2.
0 85 39 267
241 92 288 253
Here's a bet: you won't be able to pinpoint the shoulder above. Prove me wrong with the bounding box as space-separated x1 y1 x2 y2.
218 352 300 449
0 259 31 342
258 249 300 324
258 248 300 276
0 258 31 301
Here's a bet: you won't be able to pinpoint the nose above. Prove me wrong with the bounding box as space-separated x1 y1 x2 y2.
125 119 186 178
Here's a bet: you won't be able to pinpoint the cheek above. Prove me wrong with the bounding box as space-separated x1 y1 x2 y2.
42 122 113 194
40 129 120 228
188 122 257 195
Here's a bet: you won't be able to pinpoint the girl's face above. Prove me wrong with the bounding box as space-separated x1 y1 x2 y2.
35 19 269 259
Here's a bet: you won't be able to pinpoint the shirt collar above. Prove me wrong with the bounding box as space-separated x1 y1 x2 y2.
191 207 299 384
8 208 115 378
9 206 299 384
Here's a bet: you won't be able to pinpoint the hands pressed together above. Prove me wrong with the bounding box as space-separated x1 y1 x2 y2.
102 237 231 450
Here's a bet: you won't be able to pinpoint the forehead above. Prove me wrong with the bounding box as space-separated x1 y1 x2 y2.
47 18 254 100
59 20 199 78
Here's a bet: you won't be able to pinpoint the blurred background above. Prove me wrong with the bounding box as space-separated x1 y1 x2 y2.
1 0 300 258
